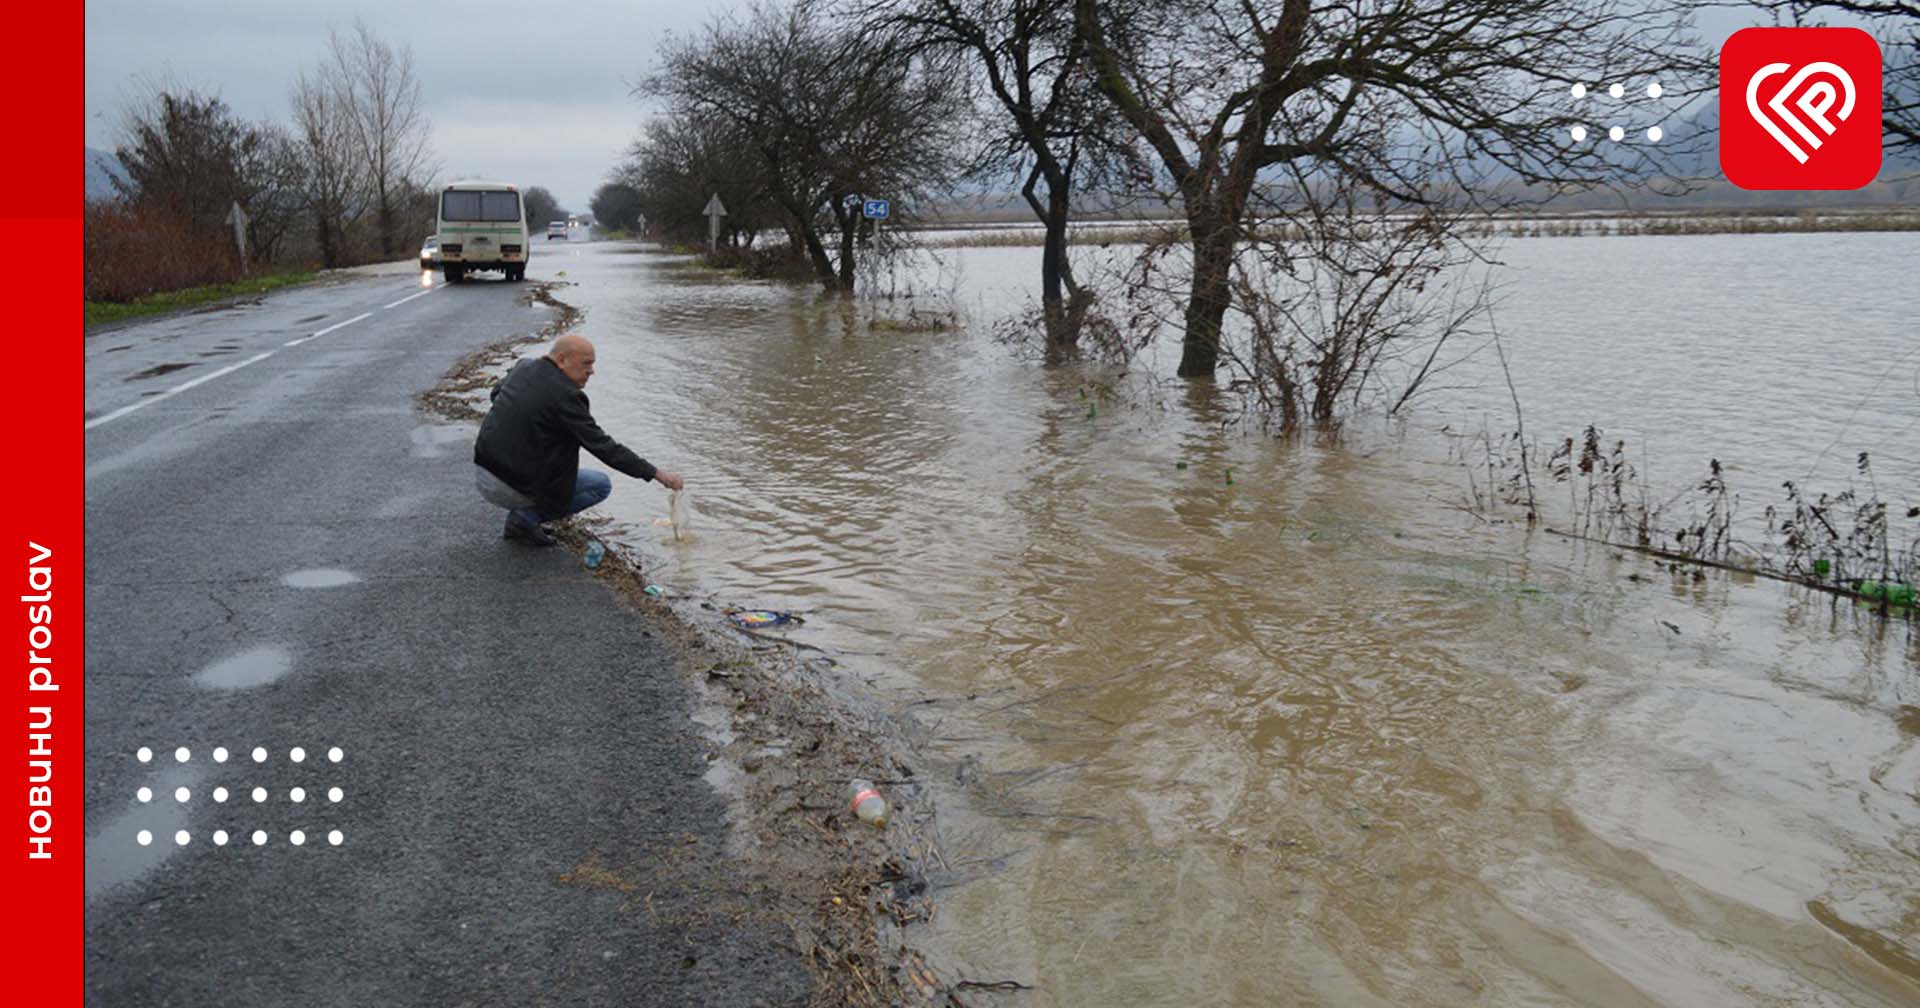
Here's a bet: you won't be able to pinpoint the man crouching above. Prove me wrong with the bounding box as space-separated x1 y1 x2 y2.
473 333 683 546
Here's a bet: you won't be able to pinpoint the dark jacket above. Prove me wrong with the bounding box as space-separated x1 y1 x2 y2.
474 357 657 514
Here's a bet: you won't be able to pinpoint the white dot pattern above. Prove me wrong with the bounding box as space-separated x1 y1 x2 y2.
132 742 352 851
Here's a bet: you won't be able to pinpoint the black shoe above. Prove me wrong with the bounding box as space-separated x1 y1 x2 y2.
503 514 557 547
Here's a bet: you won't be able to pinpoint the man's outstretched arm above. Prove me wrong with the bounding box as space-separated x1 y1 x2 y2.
556 392 681 489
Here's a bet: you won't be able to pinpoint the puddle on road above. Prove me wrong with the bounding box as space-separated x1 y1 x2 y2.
126 362 194 381
409 423 475 458
192 646 293 689
86 765 202 900
281 569 360 589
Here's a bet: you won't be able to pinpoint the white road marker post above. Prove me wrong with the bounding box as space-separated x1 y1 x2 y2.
703 194 727 255
226 201 249 271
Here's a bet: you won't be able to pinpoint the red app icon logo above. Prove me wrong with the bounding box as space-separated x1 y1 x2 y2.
1720 27 1882 190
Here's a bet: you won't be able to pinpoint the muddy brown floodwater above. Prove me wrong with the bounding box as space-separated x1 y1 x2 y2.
536 236 1919 1006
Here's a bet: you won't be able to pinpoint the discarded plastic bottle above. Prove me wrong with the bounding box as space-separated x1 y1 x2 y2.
584 540 605 569
846 779 888 828
1863 580 1915 606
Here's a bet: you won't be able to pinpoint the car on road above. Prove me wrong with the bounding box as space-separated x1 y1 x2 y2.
437 179 530 282
547 220 568 241
419 235 439 271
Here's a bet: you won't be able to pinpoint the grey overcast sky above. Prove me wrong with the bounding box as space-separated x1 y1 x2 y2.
85 1 750 212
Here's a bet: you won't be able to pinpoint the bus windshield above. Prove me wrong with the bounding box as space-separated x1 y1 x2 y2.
441 190 521 222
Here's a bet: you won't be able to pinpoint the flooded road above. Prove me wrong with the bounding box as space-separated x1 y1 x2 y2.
537 235 1919 1006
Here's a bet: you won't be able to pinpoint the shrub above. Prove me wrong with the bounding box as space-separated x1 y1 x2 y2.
85 201 243 302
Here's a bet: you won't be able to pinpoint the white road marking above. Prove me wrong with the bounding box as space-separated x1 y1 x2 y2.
314 311 373 337
85 352 276 430
384 286 437 309
92 279 435 429
286 310 372 346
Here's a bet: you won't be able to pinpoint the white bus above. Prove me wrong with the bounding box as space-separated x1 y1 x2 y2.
436 179 529 283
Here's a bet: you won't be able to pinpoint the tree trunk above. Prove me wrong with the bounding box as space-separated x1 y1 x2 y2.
315 210 340 269
830 196 856 294
798 219 835 289
1180 215 1236 377
1025 164 1081 353
376 178 393 257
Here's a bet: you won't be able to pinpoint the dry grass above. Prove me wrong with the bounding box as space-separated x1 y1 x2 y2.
911 209 1920 248
1453 424 1919 612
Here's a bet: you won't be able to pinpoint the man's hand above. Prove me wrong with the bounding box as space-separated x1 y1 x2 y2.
655 469 685 491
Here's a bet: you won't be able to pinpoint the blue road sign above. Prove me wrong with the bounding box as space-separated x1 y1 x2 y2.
863 199 890 220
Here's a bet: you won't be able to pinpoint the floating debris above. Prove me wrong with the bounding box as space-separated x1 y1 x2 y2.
728 609 799 629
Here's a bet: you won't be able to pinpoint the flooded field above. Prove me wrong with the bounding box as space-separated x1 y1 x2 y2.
540 233 1919 1006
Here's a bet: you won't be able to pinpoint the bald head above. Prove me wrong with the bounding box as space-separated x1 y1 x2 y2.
547 334 597 387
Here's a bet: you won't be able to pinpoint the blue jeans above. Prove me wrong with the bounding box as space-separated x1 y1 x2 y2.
514 469 612 525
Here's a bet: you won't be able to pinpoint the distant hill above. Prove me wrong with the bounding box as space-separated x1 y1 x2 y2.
86 148 126 203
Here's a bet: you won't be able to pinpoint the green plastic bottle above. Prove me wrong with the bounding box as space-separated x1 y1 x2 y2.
1859 581 1915 606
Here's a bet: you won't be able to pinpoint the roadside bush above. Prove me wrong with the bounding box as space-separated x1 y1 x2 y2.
704 242 817 282
85 201 242 302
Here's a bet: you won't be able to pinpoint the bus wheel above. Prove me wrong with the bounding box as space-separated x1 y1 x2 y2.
444 265 464 284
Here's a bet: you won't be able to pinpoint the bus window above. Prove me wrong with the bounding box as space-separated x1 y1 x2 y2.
442 190 521 221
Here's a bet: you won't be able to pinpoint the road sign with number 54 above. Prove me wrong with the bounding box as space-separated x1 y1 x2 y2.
863 199 889 219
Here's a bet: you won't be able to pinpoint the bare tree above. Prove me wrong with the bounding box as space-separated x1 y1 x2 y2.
861 0 1140 350
1074 0 1712 378
113 88 259 238
111 83 308 269
647 3 843 285
327 20 436 258
814 31 968 290
646 0 964 292
290 63 365 268
590 181 645 232
522 186 567 230
620 114 781 246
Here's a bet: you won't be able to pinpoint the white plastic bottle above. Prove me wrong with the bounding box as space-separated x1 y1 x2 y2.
846 779 888 828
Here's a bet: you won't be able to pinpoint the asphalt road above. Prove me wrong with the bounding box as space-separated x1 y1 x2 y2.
83 254 810 1005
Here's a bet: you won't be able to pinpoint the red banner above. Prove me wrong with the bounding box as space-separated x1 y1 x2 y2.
5 0 84 1001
